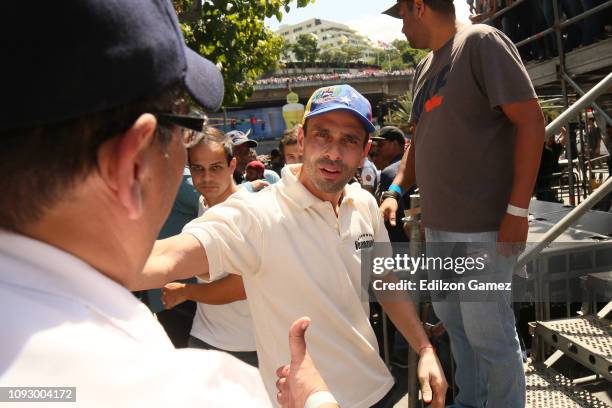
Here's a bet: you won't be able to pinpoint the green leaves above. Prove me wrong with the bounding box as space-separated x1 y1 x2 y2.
291 33 319 66
174 0 314 106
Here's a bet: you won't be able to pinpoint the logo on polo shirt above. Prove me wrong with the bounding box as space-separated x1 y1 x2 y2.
354 233 374 251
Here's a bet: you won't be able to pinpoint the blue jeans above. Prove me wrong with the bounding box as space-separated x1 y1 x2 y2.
425 228 525 408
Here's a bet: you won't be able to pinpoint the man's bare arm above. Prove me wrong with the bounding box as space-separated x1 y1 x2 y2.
374 273 447 407
162 274 246 309
391 135 416 192
502 98 545 209
497 98 545 254
129 233 208 291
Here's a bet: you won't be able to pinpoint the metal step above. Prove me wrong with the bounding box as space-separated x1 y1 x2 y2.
536 315 612 381
526 364 612 407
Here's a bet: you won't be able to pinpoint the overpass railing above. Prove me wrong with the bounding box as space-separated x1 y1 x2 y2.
253 70 414 90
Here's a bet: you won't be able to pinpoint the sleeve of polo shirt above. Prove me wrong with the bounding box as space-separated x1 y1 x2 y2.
182 194 263 280
475 30 537 109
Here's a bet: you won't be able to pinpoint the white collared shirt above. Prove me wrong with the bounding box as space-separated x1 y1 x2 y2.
184 164 394 408
191 198 257 351
0 230 270 407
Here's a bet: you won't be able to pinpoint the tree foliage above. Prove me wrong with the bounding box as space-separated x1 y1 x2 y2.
386 93 414 134
372 40 428 70
291 34 319 67
173 0 314 106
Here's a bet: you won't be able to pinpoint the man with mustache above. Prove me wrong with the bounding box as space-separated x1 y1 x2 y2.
137 84 448 407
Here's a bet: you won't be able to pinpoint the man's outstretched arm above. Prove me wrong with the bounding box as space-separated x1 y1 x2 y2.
129 233 208 291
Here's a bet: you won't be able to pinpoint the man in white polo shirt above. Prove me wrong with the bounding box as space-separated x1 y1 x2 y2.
0 1 332 406
138 84 447 407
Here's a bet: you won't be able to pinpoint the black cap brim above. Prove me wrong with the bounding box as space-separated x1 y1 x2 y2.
234 140 258 148
382 2 401 19
184 47 224 111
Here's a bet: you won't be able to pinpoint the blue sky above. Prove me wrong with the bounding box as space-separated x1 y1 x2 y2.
265 1 471 43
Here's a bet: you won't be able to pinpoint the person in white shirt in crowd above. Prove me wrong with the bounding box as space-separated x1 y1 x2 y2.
0 1 333 406
136 84 448 408
162 126 258 367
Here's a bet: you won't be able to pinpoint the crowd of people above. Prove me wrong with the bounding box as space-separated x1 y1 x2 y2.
469 0 612 61
255 70 414 88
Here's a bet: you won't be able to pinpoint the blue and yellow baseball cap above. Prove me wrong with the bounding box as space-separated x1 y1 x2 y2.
302 85 376 133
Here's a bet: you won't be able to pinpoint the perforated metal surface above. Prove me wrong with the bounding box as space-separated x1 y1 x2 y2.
526 365 612 407
540 316 612 361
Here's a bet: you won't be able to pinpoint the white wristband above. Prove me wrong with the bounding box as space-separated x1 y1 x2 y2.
506 204 529 218
304 391 338 408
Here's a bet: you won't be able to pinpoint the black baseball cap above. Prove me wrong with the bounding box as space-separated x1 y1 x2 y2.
383 0 454 18
371 126 406 144
1 0 224 131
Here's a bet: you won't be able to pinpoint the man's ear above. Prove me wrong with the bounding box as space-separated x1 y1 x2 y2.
229 156 237 173
361 138 373 167
414 0 425 17
99 113 158 220
297 124 305 151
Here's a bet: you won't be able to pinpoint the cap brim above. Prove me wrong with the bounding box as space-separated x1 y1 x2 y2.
184 47 224 111
382 3 401 19
305 105 376 134
234 140 258 148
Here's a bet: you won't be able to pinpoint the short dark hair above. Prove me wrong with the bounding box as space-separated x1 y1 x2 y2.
279 126 299 157
0 85 183 232
406 0 455 16
188 126 233 165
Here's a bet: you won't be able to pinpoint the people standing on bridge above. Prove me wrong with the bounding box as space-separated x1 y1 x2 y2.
136 83 448 408
381 1 545 407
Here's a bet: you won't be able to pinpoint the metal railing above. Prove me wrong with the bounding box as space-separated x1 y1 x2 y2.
477 0 612 205
517 72 612 271
514 0 612 50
